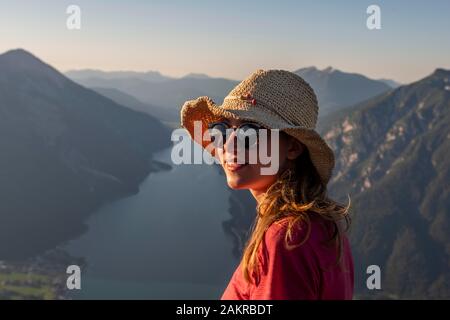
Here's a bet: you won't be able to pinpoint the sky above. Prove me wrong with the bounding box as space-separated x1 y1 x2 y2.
0 0 449 83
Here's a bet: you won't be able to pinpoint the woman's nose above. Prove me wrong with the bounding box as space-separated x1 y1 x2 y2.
223 130 238 157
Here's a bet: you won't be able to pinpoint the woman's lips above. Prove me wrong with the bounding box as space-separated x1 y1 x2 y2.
225 161 248 172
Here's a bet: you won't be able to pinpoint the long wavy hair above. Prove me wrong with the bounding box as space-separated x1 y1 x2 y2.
241 140 351 284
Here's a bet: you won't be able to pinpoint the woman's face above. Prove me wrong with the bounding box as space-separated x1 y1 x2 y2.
213 117 304 198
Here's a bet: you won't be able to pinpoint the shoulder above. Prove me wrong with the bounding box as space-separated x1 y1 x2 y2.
263 214 332 250
260 216 310 264
262 214 352 273
255 215 324 285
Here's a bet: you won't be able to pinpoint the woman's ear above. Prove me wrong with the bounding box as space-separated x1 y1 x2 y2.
286 138 304 160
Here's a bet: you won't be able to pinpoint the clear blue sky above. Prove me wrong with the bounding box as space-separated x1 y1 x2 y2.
1 0 449 83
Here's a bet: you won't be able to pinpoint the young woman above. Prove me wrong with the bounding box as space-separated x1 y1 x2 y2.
180 69 353 300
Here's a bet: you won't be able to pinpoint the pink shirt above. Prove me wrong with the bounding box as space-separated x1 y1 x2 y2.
221 215 354 300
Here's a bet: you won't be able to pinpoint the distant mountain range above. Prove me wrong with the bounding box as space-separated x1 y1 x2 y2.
66 67 397 122
0 49 171 259
377 78 402 89
91 87 179 125
224 68 450 299
66 70 238 117
65 69 173 83
295 66 395 117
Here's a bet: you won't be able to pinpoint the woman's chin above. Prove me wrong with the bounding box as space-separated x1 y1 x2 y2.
226 177 249 190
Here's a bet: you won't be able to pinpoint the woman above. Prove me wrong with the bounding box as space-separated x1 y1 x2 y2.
180 69 353 300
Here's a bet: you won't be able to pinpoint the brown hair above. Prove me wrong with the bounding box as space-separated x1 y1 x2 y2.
241 144 351 284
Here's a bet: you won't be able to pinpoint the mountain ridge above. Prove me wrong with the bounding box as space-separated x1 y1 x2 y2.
0 49 171 259
322 67 450 298
66 66 395 120
294 66 393 115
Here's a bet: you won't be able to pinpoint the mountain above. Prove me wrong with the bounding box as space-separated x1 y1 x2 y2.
295 66 392 116
92 87 179 125
66 69 173 83
66 71 239 116
68 67 394 122
377 78 402 89
320 68 450 299
0 49 171 259
182 73 211 79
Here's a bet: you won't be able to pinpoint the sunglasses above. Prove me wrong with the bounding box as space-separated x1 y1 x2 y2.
207 121 266 149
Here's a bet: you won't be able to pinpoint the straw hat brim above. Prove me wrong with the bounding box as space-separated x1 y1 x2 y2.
180 96 335 184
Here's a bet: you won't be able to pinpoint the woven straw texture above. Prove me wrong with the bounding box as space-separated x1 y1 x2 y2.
180 69 335 184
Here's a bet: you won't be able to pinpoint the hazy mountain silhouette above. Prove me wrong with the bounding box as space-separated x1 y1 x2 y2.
224 68 450 299
295 66 392 116
68 67 394 122
377 78 402 88
182 73 212 79
66 71 238 114
66 69 173 83
92 87 178 125
0 49 171 259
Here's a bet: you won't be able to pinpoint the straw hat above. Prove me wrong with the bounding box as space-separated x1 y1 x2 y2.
180 69 335 185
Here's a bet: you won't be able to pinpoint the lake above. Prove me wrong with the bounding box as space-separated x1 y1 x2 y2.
64 142 240 299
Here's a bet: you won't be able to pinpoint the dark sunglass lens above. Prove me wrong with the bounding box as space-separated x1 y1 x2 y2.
209 123 228 147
